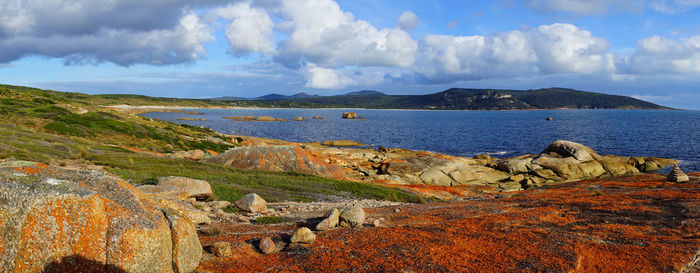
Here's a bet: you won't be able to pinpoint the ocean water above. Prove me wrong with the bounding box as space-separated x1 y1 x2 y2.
143 109 700 172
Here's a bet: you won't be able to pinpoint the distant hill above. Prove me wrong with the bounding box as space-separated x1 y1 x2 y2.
343 90 386 96
228 87 670 110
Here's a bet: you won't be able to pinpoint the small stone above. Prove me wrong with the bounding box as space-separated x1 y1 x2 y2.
259 237 275 254
290 227 316 244
668 164 689 182
235 193 267 213
393 208 400 213
372 219 382 227
546 117 553 121
339 205 366 227
293 116 303 121
211 242 232 257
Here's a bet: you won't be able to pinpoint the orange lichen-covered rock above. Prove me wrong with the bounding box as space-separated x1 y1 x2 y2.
204 145 347 180
0 161 202 273
198 173 700 272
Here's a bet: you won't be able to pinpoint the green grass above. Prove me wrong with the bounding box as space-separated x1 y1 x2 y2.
255 216 284 225
0 84 425 205
87 152 421 203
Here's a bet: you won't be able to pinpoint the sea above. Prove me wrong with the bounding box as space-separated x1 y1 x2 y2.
142 109 700 172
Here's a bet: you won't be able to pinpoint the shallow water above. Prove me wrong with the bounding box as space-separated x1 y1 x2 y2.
143 109 700 172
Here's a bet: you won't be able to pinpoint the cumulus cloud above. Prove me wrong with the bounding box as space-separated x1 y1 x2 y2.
303 64 355 89
415 23 613 83
617 35 700 74
0 0 222 66
212 2 275 56
273 0 418 68
397 11 419 31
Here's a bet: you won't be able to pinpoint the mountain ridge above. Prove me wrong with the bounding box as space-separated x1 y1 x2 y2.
224 87 671 110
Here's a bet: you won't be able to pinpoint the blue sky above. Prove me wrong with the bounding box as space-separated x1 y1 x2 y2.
1 0 700 109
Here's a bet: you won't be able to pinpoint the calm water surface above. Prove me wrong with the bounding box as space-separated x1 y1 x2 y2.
143 109 700 172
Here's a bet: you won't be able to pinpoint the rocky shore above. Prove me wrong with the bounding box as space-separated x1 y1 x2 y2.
0 136 694 273
200 137 677 200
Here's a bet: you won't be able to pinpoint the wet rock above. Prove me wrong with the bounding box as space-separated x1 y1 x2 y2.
158 176 213 201
259 237 275 254
340 205 366 227
316 208 340 231
546 117 553 121
293 116 304 121
256 116 277 121
312 116 325 119
205 145 347 180
290 227 316 244
235 193 267 213
668 164 689 182
211 242 233 257
342 112 358 119
475 153 491 161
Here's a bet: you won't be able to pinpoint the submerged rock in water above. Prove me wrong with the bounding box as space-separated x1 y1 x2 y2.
342 112 358 119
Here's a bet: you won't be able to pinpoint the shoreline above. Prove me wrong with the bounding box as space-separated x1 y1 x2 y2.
107 104 679 112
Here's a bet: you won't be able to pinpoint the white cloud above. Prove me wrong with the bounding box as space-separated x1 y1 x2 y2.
650 0 700 13
617 35 700 74
0 0 222 65
397 11 419 31
0 12 213 66
415 23 613 83
303 64 355 89
212 2 275 56
274 0 418 68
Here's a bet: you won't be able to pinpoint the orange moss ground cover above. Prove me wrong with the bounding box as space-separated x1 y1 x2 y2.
198 173 700 272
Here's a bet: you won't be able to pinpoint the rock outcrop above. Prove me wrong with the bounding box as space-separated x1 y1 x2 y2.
204 145 347 180
321 140 365 147
0 161 202 273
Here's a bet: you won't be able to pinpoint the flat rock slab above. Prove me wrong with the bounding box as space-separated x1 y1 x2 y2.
197 173 700 272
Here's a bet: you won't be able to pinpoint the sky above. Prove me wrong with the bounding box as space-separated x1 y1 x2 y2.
1 0 700 109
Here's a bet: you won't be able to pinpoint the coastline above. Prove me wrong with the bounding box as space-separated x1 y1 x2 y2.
107 104 679 113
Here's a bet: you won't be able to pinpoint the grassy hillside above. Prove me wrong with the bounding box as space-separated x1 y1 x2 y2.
0 84 421 203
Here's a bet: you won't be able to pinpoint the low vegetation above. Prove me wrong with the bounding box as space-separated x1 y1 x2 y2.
0 84 422 204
